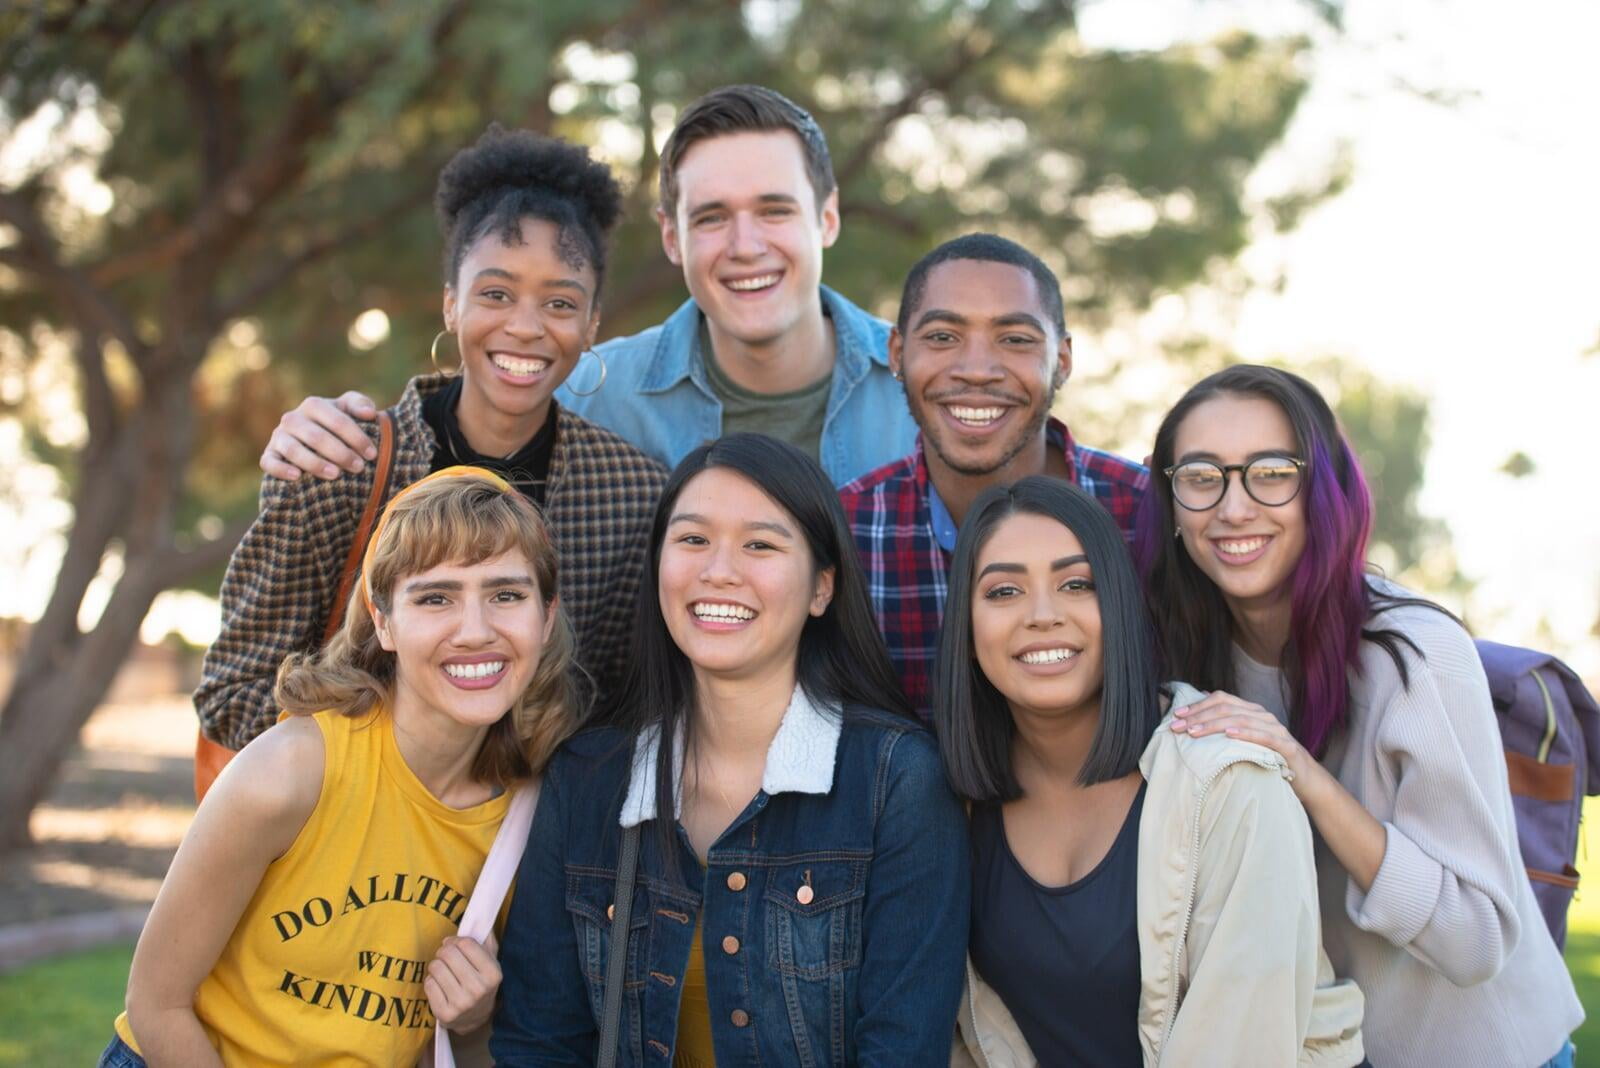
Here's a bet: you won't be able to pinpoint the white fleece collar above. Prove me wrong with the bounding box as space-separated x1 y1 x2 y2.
619 686 843 828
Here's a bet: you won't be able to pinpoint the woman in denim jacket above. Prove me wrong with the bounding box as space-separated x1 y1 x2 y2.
491 433 969 1066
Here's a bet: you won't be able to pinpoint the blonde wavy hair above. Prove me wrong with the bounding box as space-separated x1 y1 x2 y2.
275 470 580 786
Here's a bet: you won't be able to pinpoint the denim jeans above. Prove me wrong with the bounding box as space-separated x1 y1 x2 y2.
95 1034 147 1068
1541 1039 1576 1068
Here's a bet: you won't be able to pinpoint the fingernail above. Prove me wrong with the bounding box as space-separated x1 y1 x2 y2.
1170 720 1187 731
350 459 366 473
323 465 338 479
1173 705 1189 717
364 446 377 460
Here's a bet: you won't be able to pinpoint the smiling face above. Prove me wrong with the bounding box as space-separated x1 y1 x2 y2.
657 467 835 687
373 549 555 729
1171 392 1308 613
658 130 839 352
892 259 1070 477
970 512 1104 719
444 217 600 431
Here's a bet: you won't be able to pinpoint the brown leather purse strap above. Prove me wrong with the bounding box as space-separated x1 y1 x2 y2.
322 410 396 643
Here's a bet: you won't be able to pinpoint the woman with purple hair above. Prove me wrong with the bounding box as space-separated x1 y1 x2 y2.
1135 364 1580 1068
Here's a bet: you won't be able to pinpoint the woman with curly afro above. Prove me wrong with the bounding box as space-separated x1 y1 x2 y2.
194 126 668 764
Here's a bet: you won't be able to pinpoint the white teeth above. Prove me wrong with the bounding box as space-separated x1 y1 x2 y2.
947 405 1006 426
726 274 780 292
492 354 551 377
1216 537 1268 556
445 661 505 679
1019 648 1077 665
692 602 756 621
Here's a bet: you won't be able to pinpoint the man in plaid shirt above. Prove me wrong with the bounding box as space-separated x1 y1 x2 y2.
839 234 1147 718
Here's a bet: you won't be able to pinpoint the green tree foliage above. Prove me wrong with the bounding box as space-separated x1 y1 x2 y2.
0 0 1335 843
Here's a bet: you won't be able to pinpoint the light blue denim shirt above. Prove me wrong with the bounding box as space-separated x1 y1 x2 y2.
556 286 917 487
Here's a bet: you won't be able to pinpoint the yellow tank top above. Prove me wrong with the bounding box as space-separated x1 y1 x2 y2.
673 914 718 1067
115 708 508 1066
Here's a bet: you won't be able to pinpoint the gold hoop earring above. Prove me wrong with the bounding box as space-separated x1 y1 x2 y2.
565 349 607 397
430 330 461 376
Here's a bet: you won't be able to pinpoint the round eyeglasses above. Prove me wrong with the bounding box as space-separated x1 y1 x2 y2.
1163 456 1306 511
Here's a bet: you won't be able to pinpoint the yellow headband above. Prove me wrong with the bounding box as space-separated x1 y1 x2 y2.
360 465 515 609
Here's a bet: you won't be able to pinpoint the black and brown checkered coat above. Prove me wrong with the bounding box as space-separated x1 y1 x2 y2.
196 374 667 749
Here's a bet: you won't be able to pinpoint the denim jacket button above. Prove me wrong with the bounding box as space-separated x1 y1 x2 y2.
721 935 740 955
606 903 614 921
730 1009 750 1028
796 885 814 905
726 871 747 892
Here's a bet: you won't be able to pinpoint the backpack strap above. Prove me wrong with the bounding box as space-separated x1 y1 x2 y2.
598 823 642 1068
322 410 396 643
430 781 541 1067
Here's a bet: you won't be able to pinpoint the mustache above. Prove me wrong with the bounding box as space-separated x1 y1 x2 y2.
921 387 1029 406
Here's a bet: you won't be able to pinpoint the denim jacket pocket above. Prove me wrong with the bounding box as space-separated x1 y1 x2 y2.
565 865 652 1022
763 858 868 980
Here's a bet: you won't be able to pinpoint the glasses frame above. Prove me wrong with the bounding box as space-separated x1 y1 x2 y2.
1162 455 1307 511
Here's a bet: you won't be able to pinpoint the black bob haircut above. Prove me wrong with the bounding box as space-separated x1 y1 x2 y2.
896 232 1068 338
614 433 911 875
434 124 624 297
934 476 1161 801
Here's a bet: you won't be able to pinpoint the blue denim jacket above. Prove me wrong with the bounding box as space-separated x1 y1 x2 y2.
491 688 969 1066
556 286 918 487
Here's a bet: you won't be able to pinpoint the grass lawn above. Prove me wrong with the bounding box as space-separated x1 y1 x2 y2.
0 942 131 1066
3 806 1599 1066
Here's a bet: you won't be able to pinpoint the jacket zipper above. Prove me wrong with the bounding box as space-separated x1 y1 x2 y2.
1155 752 1284 1064
964 960 995 1068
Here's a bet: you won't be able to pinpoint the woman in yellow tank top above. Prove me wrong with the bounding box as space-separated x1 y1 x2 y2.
101 469 582 1067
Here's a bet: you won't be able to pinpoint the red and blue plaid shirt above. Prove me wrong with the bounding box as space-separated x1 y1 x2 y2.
838 418 1147 718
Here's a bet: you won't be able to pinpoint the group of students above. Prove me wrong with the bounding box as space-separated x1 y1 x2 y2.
102 85 1583 1067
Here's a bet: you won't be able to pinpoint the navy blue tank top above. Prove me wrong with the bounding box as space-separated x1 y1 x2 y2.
969 781 1146 1067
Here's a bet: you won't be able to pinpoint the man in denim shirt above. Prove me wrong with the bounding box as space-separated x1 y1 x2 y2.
259 86 915 489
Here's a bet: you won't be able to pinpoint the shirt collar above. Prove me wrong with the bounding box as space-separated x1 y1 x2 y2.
638 285 885 394
918 417 1077 553
619 685 844 828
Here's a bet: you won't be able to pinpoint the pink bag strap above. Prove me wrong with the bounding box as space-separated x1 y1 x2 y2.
431 780 540 1068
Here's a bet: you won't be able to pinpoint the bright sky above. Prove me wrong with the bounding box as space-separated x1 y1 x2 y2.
1078 0 1600 675
4 0 1596 675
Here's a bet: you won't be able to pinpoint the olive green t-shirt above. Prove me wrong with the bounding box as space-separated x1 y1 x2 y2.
699 320 832 464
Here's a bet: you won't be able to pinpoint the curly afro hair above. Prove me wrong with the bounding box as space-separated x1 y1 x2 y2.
434 125 625 298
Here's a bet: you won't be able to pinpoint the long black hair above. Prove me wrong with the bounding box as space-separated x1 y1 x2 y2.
934 476 1162 801
615 433 910 868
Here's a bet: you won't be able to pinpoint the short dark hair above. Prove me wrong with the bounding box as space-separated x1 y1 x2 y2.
435 124 624 297
934 476 1161 801
616 433 911 877
896 232 1067 338
658 85 836 216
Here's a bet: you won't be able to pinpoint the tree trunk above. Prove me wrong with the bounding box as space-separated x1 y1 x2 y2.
0 388 199 850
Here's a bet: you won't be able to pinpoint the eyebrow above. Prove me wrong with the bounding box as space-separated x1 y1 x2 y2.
471 268 590 296
1175 449 1298 465
403 575 536 594
686 193 801 217
911 309 1047 334
668 512 795 538
977 554 1089 578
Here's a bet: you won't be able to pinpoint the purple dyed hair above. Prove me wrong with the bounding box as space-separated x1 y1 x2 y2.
1135 364 1413 756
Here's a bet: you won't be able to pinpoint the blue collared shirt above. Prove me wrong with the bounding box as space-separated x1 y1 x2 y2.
557 286 918 487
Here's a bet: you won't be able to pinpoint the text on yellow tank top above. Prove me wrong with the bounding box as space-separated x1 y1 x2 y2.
114 707 508 1066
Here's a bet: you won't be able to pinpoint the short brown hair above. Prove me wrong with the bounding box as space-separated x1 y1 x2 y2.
658 85 836 216
275 473 581 787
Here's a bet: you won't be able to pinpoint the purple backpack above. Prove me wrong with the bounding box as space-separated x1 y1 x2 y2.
1477 639 1600 949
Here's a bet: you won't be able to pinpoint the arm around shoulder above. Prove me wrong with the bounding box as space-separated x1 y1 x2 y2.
124 716 325 1066
1347 619 1525 986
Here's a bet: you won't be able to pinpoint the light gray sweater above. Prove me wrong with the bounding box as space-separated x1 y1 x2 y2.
1233 591 1582 1068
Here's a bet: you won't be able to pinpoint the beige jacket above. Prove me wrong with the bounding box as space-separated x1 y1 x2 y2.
952 683 1365 1068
